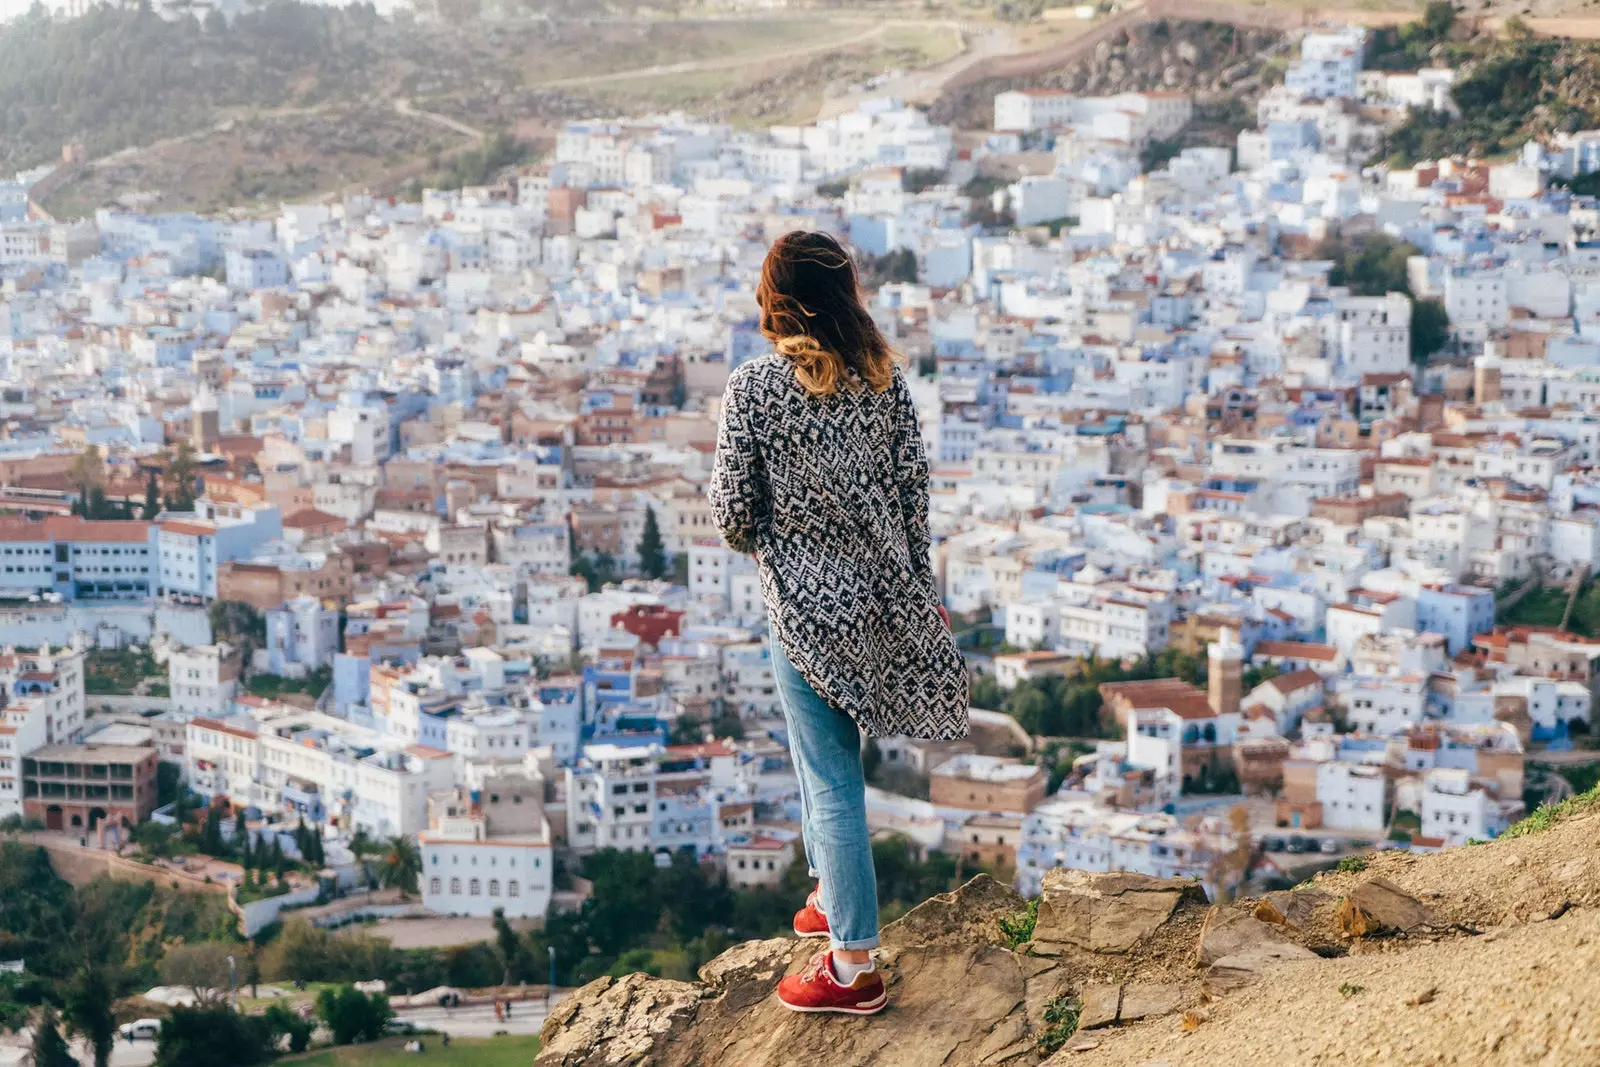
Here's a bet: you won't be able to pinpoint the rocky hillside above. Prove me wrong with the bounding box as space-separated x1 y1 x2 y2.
537 790 1600 1066
930 20 1288 134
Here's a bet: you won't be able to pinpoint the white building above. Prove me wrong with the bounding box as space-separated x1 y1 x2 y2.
168 644 242 720
0 646 87 819
1419 768 1518 847
421 772 553 919
1315 761 1387 833
1285 28 1365 100
994 90 1075 133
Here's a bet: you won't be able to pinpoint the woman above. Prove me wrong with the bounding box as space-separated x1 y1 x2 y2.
708 229 969 1016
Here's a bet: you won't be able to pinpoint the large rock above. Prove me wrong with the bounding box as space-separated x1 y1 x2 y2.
1338 877 1432 937
537 972 707 1066
1032 870 1208 955
1077 984 1121 1030
539 876 1063 1067
1117 983 1184 1023
1195 907 1301 967
882 870 1025 954
1204 942 1318 995
1259 887 1333 930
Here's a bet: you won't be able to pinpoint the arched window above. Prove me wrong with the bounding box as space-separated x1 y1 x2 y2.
469 879 481 896
508 880 520 897
430 877 441 894
449 877 461 894
489 879 500 896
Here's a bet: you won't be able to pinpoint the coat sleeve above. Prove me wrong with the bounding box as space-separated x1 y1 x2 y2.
707 371 768 555
890 372 936 597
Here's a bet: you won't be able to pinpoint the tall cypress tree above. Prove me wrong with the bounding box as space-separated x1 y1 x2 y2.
143 470 161 519
638 507 666 580
32 1006 76 1067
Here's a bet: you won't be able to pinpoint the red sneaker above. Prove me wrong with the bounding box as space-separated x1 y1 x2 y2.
776 951 887 1016
793 886 829 938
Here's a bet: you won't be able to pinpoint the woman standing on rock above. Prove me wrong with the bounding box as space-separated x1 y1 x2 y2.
709 229 969 1016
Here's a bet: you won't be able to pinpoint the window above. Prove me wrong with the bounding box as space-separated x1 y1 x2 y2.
450 878 461 894
489 879 500 896
508 880 519 897
469 879 481 896
430 877 441 894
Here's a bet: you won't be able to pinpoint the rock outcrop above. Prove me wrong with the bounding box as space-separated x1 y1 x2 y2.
538 869 1217 1067
539 796 1600 1067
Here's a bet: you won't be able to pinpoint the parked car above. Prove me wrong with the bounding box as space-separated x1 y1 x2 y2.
119 1019 162 1041
384 1019 419 1036
1287 835 1309 854
1320 838 1340 855
1263 836 1287 852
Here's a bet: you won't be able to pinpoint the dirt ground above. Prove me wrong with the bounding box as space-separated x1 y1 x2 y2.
347 914 518 949
1053 801 1600 1065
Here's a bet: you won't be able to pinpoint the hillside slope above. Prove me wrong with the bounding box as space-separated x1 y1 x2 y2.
537 793 1600 1066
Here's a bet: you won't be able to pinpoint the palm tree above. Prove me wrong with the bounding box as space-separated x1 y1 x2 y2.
375 835 421 897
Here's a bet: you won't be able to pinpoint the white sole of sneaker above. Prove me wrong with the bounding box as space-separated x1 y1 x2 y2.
792 926 830 939
778 993 888 1015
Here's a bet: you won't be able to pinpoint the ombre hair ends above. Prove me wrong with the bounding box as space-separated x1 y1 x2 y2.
756 230 897 398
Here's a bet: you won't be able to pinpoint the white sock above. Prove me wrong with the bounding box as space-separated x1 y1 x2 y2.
831 955 875 985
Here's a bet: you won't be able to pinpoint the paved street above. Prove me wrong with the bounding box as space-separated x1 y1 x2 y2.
75 1037 155 1067
394 995 565 1039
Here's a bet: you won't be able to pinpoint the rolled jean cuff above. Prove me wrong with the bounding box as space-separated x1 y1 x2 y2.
830 933 881 952
808 866 819 878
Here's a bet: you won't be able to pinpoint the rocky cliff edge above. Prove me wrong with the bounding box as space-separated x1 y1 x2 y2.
538 794 1600 1067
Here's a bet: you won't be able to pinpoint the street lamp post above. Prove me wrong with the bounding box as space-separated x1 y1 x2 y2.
547 946 556 1008
227 955 238 1007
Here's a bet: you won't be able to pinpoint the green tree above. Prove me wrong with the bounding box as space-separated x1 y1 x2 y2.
492 908 537 991
1411 297 1450 364
164 441 199 512
1323 234 1418 297
970 674 1005 710
638 507 667 579
493 906 520 986
154 1004 273 1067
314 984 392 1046
68 445 104 492
143 470 161 519
261 1001 312 1053
1242 661 1282 692
375 836 420 897
1421 0 1454 38
709 712 745 741
198 808 226 857
63 963 117 1067
160 941 235 1006
31 1006 76 1067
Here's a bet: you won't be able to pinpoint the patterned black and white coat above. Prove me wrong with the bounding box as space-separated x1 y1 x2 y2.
708 353 969 741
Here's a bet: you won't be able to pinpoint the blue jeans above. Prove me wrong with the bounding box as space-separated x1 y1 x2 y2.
769 631 881 951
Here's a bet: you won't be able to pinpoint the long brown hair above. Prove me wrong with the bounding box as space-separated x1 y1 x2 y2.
756 230 896 398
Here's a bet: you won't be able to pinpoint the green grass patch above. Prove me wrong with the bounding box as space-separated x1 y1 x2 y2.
998 897 1039 949
1496 586 1570 629
1335 855 1368 874
281 1034 541 1066
1339 981 1365 997
247 667 332 701
84 646 160 695
1502 784 1600 839
1035 996 1081 1055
